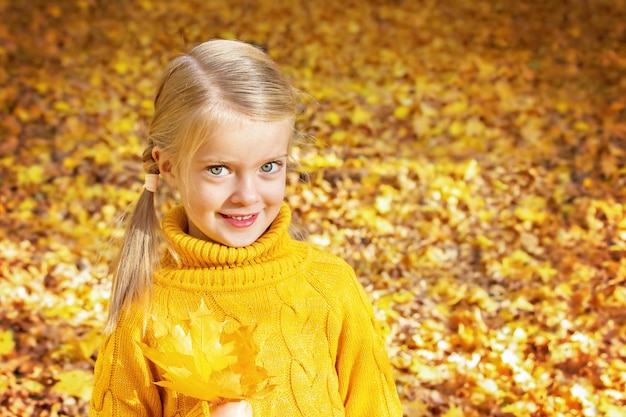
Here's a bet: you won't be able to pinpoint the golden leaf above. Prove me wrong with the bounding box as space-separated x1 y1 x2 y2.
139 300 273 403
394 105 410 120
448 120 464 137
50 369 94 401
402 398 428 417
324 111 342 126
510 296 536 312
443 404 464 417
409 359 442 383
350 107 371 125
17 165 46 186
0 329 14 356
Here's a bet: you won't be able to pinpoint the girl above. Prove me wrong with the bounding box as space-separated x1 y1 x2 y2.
90 39 402 417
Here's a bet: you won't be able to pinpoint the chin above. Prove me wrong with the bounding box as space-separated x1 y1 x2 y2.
222 233 263 248
226 239 257 248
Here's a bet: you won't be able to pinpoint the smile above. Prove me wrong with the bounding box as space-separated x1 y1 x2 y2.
221 213 259 228
226 214 254 221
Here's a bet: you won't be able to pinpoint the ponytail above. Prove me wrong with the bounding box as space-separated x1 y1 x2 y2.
104 146 163 334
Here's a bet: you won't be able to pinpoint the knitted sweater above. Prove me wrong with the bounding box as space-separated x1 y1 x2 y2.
90 204 402 417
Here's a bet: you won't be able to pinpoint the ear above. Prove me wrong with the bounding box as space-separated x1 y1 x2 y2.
152 147 177 187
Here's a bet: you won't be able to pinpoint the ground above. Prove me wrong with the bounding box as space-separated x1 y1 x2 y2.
0 0 625 416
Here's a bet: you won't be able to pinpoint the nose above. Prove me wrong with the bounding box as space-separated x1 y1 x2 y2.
231 175 260 205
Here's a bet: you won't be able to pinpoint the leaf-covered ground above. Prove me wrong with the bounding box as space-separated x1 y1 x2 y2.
1 0 625 416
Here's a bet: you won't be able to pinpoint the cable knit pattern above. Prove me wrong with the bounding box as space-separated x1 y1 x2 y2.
90 203 402 417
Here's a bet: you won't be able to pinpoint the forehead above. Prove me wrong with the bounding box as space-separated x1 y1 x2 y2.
192 117 293 163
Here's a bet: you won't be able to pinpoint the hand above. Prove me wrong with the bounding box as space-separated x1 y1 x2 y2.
210 400 253 417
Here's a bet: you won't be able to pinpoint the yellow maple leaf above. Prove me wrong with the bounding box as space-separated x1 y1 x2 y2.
50 369 94 401
17 165 46 186
57 328 103 362
448 120 465 137
0 329 14 356
324 111 342 126
394 105 410 120
443 404 464 417
350 107 372 125
139 300 273 403
402 398 428 417
409 359 442 383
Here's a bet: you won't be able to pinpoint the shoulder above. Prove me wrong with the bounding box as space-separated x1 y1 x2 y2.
305 244 356 280
298 244 371 310
303 242 352 269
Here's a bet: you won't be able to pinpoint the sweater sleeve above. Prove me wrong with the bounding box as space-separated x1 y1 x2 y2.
89 309 162 417
335 266 403 417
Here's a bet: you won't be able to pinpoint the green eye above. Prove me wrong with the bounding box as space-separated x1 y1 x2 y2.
208 166 225 175
261 161 282 173
260 163 274 173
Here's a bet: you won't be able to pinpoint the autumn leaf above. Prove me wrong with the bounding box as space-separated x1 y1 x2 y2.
50 370 94 401
0 329 14 356
443 404 464 417
139 300 274 403
1 0 626 416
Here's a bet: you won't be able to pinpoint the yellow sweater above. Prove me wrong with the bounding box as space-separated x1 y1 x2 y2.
90 204 402 417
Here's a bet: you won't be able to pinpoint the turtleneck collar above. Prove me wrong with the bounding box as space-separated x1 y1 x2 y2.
156 203 310 291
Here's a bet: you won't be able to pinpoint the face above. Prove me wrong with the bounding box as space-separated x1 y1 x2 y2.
155 117 293 247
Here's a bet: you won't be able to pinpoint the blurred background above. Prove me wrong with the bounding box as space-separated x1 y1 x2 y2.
0 0 625 415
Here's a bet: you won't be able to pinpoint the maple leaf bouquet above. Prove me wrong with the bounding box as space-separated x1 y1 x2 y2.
139 300 273 417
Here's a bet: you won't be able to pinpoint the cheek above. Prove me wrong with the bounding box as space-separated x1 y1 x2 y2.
267 181 286 202
178 178 215 206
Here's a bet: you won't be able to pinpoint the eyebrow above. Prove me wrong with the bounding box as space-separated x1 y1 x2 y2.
199 153 289 166
264 153 289 162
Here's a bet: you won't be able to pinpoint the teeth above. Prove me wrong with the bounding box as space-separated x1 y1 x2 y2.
229 214 253 221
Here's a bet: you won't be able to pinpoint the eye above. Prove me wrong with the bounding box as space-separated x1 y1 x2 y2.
207 165 228 176
260 161 282 173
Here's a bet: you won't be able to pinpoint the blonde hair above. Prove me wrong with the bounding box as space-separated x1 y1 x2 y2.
105 39 300 333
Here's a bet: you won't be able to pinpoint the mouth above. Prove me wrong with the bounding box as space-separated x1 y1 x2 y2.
223 214 255 221
220 212 259 228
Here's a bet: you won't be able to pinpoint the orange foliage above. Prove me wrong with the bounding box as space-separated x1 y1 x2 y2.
0 0 625 416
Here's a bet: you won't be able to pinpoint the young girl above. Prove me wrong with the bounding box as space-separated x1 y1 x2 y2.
90 39 402 417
